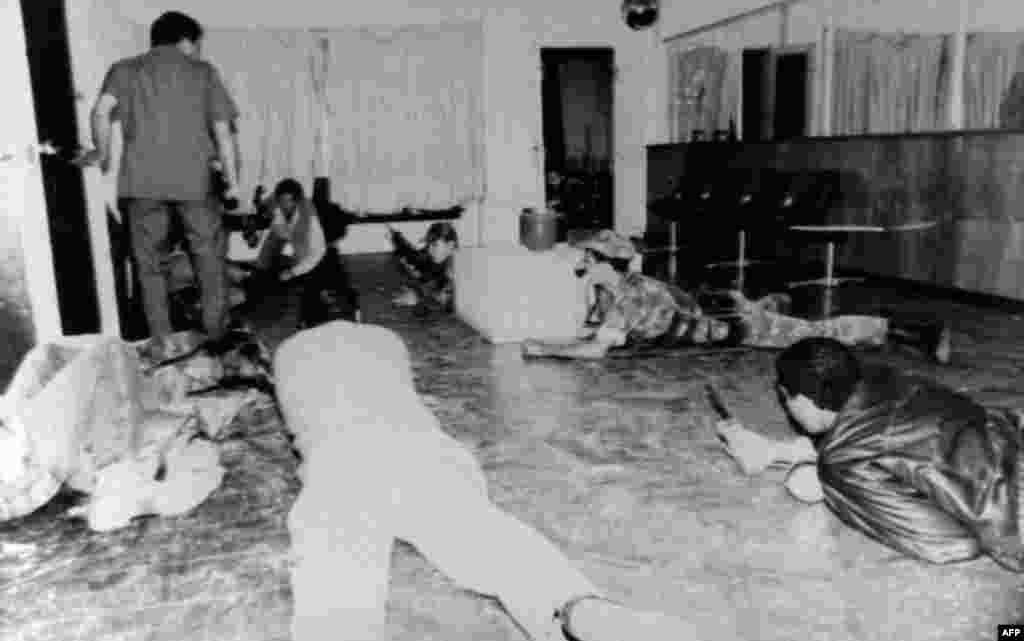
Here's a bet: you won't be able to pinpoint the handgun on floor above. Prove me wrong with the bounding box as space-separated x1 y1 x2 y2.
706 382 740 450
705 383 733 421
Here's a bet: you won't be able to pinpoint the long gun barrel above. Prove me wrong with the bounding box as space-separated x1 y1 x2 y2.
388 227 420 264
388 227 446 281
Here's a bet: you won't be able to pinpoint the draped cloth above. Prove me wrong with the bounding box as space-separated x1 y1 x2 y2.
830 29 950 135
202 22 486 214
0 333 270 530
202 29 323 205
666 44 738 142
320 22 485 214
962 31 1024 130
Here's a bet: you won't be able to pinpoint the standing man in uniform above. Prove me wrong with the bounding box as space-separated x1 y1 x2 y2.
80 11 241 358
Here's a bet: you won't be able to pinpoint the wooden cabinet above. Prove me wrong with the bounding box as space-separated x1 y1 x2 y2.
647 132 1024 302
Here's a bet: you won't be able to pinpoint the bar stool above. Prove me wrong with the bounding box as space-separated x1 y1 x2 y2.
789 220 940 287
786 172 938 316
779 170 853 289
647 172 719 284
704 169 783 295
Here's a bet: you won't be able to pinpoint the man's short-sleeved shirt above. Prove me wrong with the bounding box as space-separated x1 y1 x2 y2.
101 45 239 201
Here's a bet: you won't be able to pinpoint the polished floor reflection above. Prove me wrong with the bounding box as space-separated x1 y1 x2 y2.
2 253 1022 641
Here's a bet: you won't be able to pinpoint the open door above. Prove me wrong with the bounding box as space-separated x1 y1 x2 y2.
541 48 615 232
20 0 101 335
0 2 64 380
742 46 813 141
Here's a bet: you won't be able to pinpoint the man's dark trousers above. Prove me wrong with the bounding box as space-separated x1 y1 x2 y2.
294 248 360 326
125 198 227 341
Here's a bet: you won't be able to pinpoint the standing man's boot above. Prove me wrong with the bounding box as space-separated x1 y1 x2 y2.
886 319 952 364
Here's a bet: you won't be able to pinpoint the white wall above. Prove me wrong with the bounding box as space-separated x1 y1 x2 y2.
660 0 786 38
113 0 669 252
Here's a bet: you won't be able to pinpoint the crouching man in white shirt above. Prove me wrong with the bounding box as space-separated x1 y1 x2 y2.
257 178 360 327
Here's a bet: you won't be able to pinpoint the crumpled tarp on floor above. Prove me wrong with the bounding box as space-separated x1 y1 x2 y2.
0 332 270 531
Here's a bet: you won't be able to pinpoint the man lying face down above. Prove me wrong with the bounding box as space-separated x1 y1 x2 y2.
716 337 1023 572
521 230 950 363
274 320 707 641
387 221 459 316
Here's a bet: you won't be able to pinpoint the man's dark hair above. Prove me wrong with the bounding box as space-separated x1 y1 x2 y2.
775 337 861 412
150 11 203 47
424 222 458 247
587 249 632 274
274 178 305 200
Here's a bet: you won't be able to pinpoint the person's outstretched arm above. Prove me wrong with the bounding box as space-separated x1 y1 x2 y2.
212 121 239 203
715 419 818 476
285 202 326 279
521 286 632 360
521 316 623 360
207 65 241 201
80 63 128 171
388 228 429 276
88 95 117 172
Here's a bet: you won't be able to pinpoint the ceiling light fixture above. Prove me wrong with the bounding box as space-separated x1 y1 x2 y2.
621 0 659 30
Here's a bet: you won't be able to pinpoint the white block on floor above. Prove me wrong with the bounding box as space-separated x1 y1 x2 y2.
454 243 587 343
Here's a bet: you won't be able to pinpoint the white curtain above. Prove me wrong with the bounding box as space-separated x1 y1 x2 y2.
831 29 950 135
202 29 323 204
320 22 485 214
667 44 739 143
962 32 1024 129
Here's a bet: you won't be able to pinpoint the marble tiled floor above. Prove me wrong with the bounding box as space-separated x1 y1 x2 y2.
2 253 1023 641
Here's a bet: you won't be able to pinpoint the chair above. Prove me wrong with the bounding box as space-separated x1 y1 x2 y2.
704 169 785 295
784 171 939 317
647 172 720 285
774 170 858 290
786 172 937 288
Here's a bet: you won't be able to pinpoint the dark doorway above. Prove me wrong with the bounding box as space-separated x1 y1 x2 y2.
742 47 811 141
773 52 810 139
20 0 101 335
742 49 773 142
541 48 614 232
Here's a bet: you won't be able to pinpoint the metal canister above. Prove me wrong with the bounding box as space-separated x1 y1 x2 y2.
519 208 561 251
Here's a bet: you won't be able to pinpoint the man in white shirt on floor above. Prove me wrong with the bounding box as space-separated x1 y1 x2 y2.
250 178 359 326
262 178 326 281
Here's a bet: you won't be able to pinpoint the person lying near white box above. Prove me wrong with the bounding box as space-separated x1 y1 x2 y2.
387 221 458 316
521 230 950 363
